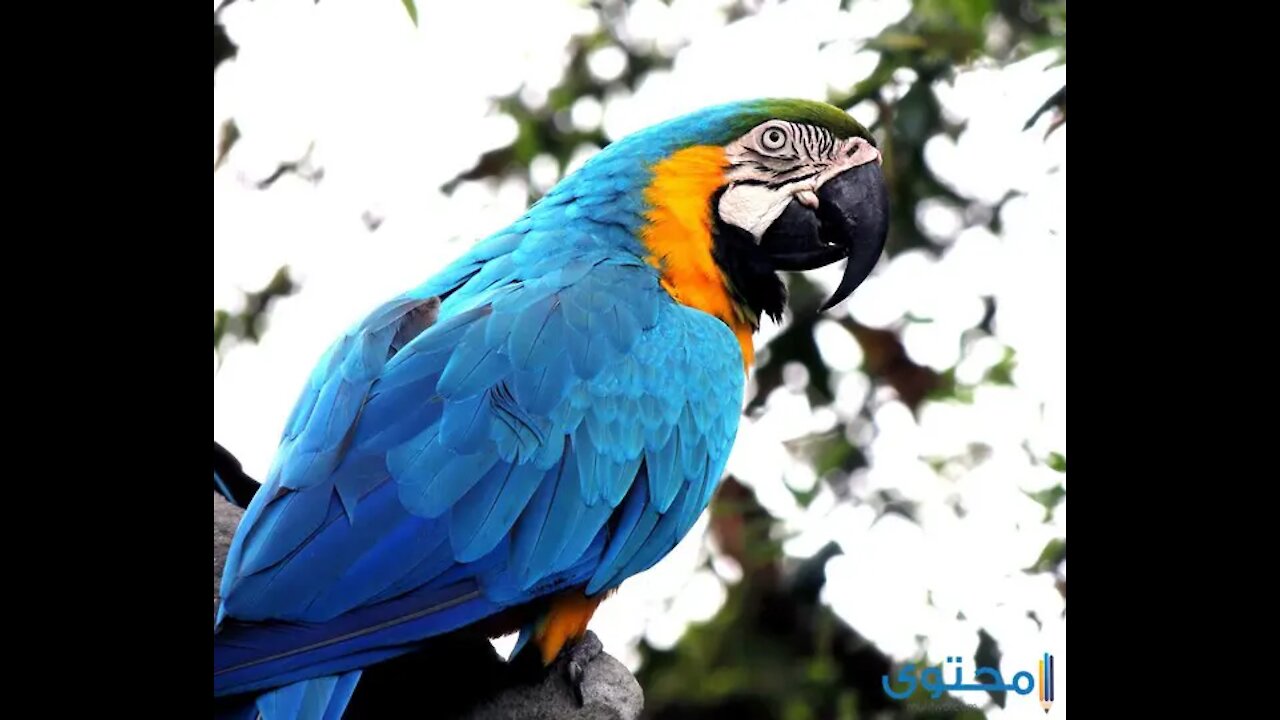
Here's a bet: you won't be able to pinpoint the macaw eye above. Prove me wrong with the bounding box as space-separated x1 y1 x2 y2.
761 126 787 151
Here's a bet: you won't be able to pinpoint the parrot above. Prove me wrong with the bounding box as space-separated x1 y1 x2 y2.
213 98 890 719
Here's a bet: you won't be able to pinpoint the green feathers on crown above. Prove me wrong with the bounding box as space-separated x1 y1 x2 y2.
754 99 873 140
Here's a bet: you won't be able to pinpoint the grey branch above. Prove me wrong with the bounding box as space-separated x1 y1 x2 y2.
214 493 643 719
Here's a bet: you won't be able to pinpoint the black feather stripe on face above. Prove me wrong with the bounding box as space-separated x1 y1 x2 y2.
708 186 787 326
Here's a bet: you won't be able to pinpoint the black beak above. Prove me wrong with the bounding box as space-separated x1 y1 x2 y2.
759 162 890 311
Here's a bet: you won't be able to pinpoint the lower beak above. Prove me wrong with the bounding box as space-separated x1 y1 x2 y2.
759 162 890 311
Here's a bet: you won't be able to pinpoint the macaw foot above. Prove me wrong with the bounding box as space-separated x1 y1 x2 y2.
559 630 604 707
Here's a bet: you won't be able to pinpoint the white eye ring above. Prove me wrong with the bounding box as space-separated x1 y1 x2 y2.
760 126 787 151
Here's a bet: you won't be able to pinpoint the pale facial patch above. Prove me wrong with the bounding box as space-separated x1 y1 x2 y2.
716 120 881 240
717 182 795 239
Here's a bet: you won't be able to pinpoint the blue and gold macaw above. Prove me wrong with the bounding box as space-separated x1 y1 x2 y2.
213 98 889 718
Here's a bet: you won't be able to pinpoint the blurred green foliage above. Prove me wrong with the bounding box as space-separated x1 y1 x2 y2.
213 266 297 360
213 0 1065 717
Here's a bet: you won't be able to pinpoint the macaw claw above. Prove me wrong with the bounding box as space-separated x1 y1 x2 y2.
560 631 603 707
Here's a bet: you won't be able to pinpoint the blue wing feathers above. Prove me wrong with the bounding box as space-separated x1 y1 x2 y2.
598 474 649 572
552 499 615 575
645 429 683 514
574 427 602 501
482 292 521 346
682 433 709 479
437 322 508 399
592 456 620 506
511 354 570 416
508 455 561 583
583 406 616 457
384 425 440 488
681 457 717 538
560 289 594 334
216 581 503 697
322 673 362 720
396 434 498 518
256 679 307 719
586 504 661 595
359 533 454 608
394 304 489 360
566 324 610 380
245 672 359 720
350 376 444 452
237 483 334 577
521 447 587 585
608 303 643 352
438 392 490 454
332 456 389 520
371 351 445 394
465 253 519 298
347 324 396 381
612 482 701 583
227 480 437 620
508 295 566 369
450 462 517 561
304 514 445 619
421 450 501 517
616 397 646 451
490 384 549 463
609 454 644 507
216 239 745 701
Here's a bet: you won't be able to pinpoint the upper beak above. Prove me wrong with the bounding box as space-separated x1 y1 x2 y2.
759 162 890 311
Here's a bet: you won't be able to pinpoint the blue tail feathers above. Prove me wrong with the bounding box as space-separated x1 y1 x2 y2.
214 672 362 720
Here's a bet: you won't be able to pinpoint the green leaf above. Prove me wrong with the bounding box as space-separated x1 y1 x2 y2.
214 309 230 351
1027 36 1066 53
812 434 862 477
1026 538 1066 574
214 119 240 171
1046 452 1066 473
401 0 418 27
836 691 858 720
789 483 821 509
1025 484 1065 520
1035 1 1067 20
868 33 929 52
926 369 976 405
951 0 995 34
984 347 1017 386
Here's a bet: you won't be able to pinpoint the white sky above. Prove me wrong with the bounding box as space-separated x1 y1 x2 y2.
215 1 1065 713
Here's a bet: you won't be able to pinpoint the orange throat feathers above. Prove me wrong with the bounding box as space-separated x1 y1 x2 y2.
640 145 756 369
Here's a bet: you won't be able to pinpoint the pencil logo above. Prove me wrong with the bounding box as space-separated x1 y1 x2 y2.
1038 652 1054 713
880 650 1060 712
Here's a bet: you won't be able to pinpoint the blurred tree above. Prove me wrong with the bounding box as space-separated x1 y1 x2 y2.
213 0 1066 717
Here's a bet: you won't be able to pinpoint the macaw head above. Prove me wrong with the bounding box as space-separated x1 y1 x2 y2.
699 99 889 317
536 98 889 362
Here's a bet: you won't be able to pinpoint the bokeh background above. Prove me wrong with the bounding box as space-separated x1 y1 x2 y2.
213 1 1065 717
